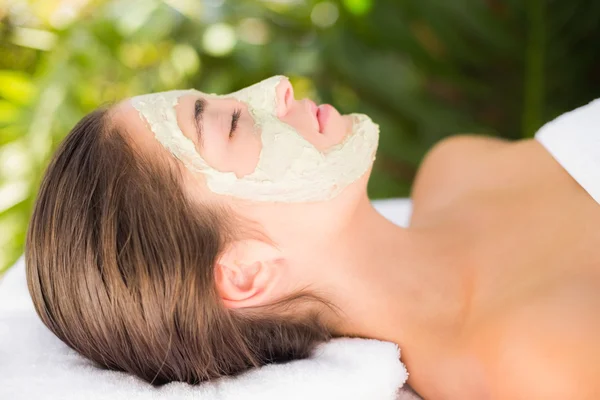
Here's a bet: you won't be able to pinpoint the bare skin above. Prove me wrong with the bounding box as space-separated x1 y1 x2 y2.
403 135 600 399
117 80 600 398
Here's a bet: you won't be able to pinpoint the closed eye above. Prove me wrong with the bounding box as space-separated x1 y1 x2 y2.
193 98 207 146
230 108 242 138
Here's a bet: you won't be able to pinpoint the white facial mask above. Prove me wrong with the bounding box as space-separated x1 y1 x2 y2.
130 75 379 203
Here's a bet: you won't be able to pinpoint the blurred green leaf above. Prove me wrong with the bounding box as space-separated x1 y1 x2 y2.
342 0 373 16
0 203 29 273
0 70 36 105
0 181 30 214
0 0 599 274
0 100 20 123
0 126 21 146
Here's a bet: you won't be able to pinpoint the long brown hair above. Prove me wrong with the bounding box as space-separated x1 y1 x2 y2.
25 107 331 385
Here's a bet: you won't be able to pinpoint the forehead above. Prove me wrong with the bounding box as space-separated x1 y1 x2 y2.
111 98 211 195
111 93 196 164
130 89 200 104
112 99 160 150
115 89 203 141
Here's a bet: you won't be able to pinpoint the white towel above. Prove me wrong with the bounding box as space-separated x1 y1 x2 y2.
535 98 600 205
0 198 420 400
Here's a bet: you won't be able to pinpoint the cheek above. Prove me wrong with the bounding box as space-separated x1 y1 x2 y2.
193 119 262 178
226 132 262 177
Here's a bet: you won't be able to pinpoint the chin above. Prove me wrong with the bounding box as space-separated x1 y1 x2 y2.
329 166 373 211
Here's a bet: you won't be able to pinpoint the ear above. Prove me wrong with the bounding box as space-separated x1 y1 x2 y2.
215 239 287 309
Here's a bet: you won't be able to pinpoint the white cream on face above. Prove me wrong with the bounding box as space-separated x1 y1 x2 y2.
130 75 380 203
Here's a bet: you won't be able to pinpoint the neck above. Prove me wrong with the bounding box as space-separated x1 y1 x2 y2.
310 196 469 371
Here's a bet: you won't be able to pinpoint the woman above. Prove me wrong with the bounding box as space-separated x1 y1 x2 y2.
26 75 600 399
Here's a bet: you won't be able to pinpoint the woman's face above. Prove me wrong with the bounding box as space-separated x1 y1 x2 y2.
119 76 378 204
114 76 379 289
172 77 356 178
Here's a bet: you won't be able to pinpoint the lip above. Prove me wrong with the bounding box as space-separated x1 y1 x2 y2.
317 104 333 133
305 99 321 132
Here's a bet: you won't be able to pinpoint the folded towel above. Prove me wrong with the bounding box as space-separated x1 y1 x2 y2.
0 198 419 400
535 98 600 205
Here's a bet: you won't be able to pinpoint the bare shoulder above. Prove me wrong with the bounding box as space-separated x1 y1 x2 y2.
425 134 513 157
410 134 514 223
469 280 600 399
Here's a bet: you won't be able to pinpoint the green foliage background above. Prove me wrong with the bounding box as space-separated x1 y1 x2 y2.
1 0 599 275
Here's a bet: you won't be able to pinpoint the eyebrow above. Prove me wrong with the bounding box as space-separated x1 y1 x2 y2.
193 98 207 147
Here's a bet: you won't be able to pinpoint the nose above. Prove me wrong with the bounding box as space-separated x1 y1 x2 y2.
275 78 294 117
